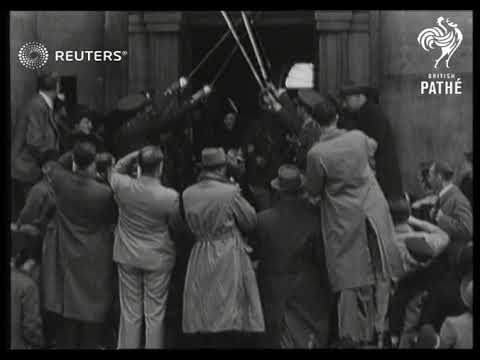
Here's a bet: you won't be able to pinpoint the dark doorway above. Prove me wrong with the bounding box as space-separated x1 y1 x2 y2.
190 24 316 118
60 76 77 113
189 22 316 154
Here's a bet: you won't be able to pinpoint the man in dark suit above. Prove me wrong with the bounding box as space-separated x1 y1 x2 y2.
428 161 473 244
39 137 117 349
338 82 404 204
11 72 61 219
253 164 333 348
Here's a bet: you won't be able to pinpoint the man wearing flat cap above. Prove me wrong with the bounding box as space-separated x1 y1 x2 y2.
338 81 404 204
181 147 264 347
253 164 333 348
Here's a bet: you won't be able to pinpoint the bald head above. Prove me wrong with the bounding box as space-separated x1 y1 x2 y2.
139 146 164 176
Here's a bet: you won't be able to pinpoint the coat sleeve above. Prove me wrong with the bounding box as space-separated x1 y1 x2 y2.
25 108 48 162
437 195 473 242
275 92 303 135
231 189 257 234
103 193 119 226
365 134 378 171
21 279 44 349
168 192 196 251
306 149 325 197
17 183 48 227
114 96 197 144
18 180 56 236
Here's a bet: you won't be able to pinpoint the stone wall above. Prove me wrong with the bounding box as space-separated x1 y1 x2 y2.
379 11 473 196
10 11 128 130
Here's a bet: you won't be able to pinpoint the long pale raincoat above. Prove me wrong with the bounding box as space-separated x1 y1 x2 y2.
182 172 265 333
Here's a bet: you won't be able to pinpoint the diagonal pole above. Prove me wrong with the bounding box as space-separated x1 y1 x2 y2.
187 11 262 80
220 11 265 91
241 11 268 83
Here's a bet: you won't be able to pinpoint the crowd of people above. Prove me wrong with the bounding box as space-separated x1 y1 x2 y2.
10 70 473 349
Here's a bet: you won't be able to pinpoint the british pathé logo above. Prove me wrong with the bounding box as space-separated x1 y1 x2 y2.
18 42 128 70
18 42 49 70
417 17 463 95
417 17 463 70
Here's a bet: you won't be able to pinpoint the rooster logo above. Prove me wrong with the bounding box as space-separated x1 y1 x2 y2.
417 17 463 69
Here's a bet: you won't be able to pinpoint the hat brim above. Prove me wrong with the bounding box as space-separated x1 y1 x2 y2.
270 174 306 192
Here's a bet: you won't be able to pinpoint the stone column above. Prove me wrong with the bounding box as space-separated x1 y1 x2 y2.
315 11 377 94
348 11 370 85
144 11 183 103
128 12 148 94
104 11 129 112
10 11 38 130
315 11 352 94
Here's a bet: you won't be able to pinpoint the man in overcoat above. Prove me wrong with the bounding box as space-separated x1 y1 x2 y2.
305 95 403 347
39 137 117 348
338 83 404 204
181 148 264 348
254 164 333 348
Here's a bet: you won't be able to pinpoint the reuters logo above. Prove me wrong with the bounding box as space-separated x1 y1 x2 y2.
18 42 49 70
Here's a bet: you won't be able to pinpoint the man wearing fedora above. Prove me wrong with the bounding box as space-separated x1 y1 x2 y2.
338 82 404 204
253 164 333 348
181 147 264 348
305 95 404 348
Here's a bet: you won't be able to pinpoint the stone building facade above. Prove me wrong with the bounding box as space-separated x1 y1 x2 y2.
10 11 472 195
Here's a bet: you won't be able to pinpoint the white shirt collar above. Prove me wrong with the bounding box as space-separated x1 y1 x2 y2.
38 90 54 110
439 183 454 199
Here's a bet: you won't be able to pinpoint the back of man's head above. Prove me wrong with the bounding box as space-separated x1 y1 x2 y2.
73 141 97 170
37 72 60 92
312 95 338 127
96 152 115 175
432 161 454 182
139 146 163 175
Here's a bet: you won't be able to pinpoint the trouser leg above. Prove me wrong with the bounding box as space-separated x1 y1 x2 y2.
117 263 144 349
43 311 61 348
78 320 103 349
144 267 173 348
57 317 79 349
337 287 376 347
